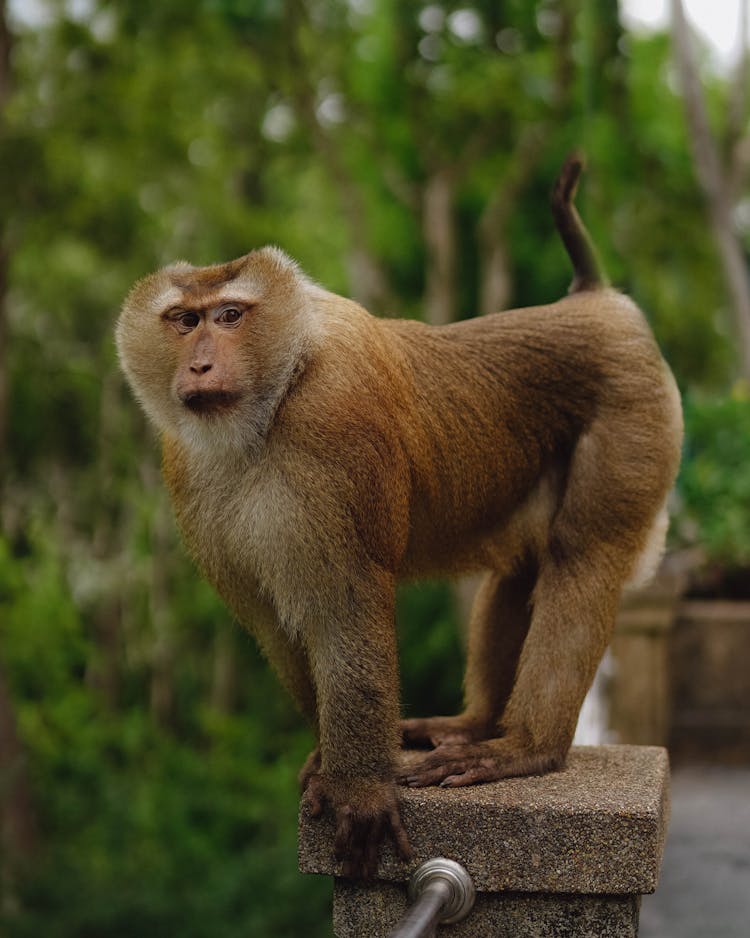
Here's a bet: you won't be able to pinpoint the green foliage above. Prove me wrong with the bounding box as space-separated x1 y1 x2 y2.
677 393 750 567
398 581 465 718
8 713 331 938
0 0 746 933
0 532 330 937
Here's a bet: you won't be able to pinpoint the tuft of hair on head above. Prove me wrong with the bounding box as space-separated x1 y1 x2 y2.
244 246 313 286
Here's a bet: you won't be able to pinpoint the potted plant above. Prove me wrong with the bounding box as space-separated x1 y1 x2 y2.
667 393 750 762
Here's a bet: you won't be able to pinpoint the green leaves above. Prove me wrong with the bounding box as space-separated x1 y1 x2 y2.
677 393 750 567
1 1 748 932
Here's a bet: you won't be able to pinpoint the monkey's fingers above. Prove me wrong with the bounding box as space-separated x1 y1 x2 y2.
399 742 494 788
360 813 386 879
337 810 383 879
396 750 457 787
402 761 466 787
403 739 566 788
403 765 459 788
440 760 499 787
387 804 413 862
334 805 356 861
341 810 411 878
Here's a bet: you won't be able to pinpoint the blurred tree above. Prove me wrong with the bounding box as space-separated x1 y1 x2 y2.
0 658 39 906
0 0 11 488
0 0 39 910
0 0 744 933
671 0 750 381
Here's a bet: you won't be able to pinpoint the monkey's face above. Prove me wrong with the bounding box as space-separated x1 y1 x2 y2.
166 299 254 417
116 248 320 456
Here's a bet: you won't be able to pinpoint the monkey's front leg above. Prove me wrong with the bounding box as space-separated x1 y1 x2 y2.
300 575 413 878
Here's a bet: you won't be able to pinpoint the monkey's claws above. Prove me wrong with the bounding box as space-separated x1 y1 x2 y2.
398 740 565 788
398 743 499 788
302 773 413 878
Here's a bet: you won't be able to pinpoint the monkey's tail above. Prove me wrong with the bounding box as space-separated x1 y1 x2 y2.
550 152 609 294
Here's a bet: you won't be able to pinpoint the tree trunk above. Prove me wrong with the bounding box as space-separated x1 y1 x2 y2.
0 0 11 494
478 199 512 316
0 245 8 493
0 660 38 907
140 460 176 728
84 372 128 710
422 168 458 326
0 3 38 908
282 2 395 314
87 602 123 711
477 126 547 316
149 501 175 727
671 0 750 380
344 244 394 314
727 0 749 170
210 623 237 715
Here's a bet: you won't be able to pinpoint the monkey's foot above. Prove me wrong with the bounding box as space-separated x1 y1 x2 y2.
401 714 495 749
397 740 564 788
303 773 413 878
298 747 321 793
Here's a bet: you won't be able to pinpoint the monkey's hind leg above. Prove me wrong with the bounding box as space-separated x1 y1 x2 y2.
400 549 623 787
400 411 661 788
401 561 535 750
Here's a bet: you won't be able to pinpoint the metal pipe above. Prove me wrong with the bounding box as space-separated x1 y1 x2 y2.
387 858 476 938
388 878 450 938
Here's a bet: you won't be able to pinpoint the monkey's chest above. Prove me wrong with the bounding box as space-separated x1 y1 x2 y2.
169 467 348 635
169 475 275 615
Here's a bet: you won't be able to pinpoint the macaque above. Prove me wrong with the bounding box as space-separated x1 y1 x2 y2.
116 155 682 878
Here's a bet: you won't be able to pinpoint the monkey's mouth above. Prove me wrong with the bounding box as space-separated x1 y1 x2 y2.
180 390 243 415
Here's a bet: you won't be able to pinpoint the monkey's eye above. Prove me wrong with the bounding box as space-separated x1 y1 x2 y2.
217 305 244 326
172 311 200 334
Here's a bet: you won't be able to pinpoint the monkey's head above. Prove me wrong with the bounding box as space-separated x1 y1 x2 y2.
116 247 321 456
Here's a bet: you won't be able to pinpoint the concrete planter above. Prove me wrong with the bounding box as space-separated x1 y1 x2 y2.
669 599 750 763
607 549 750 764
609 570 685 747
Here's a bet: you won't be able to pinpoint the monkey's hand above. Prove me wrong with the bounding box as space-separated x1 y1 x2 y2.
398 739 563 788
401 715 494 749
302 773 413 878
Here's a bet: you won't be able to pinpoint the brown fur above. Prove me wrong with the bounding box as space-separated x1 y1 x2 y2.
115 159 683 878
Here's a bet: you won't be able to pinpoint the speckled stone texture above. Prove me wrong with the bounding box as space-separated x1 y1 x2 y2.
332 883 640 938
298 745 669 937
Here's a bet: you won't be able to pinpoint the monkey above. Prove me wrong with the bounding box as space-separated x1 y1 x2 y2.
115 154 683 879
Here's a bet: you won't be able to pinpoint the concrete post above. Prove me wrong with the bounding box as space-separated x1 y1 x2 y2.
299 745 669 937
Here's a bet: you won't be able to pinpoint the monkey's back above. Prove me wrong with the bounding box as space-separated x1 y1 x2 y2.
379 288 682 577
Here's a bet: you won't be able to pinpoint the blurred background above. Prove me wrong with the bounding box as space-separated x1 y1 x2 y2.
0 0 749 935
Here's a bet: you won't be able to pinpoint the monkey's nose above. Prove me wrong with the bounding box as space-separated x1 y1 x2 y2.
190 361 213 375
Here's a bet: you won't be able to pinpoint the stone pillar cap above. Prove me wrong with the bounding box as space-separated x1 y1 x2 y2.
299 745 669 895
